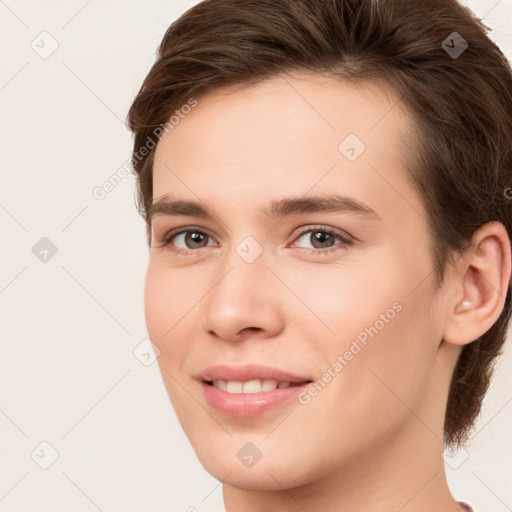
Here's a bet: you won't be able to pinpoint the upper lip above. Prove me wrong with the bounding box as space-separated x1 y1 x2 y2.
198 364 313 384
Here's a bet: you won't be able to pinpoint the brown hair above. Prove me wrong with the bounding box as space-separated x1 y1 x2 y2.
127 0 512 447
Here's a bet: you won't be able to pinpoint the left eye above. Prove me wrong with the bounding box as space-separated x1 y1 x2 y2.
292 227 352 252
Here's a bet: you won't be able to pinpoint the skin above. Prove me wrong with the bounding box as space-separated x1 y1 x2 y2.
144 72 511 512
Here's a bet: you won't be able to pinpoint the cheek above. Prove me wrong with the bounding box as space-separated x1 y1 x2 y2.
298 293 439 466
291 246 439 412
329 279 440 439
144 266 171 339
277 257 402 346
144 263 206 428
143 262 197 370
144 261 195 335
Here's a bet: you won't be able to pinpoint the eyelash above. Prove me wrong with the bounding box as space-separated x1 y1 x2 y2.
157 225 354 257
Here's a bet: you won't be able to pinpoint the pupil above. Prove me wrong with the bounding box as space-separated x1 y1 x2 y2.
188 232 205 248
313 231 332 248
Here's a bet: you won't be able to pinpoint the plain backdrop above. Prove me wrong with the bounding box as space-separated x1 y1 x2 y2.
0 1 511 511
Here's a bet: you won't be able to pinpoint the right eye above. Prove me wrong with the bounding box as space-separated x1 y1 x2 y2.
158 227 217 255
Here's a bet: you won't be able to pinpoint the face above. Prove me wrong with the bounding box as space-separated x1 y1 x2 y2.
145 73 450 490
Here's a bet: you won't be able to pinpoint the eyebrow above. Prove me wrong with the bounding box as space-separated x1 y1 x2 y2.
148 193 380 222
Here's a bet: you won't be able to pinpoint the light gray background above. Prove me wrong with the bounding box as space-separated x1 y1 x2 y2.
0 1 511 511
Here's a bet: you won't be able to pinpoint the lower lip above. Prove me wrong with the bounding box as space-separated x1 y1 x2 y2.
201 381 310 417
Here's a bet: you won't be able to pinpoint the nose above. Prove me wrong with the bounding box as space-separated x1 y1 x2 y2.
202 243 284 342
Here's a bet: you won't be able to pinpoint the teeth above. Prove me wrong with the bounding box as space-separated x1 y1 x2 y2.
211 379 297 393
226 381 243 393
216 380 227 391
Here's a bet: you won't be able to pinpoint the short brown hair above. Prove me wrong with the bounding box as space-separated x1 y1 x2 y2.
127 0 512 447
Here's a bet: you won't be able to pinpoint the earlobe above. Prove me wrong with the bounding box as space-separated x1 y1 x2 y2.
454 299 473 313
452 265 481 316
443 222 511 346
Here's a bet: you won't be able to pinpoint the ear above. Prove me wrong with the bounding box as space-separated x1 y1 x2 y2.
443 221 511 346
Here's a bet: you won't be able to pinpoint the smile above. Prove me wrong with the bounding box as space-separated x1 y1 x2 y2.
207 379 307 393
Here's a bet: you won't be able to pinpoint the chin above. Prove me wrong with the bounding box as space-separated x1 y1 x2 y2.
191 439 316 491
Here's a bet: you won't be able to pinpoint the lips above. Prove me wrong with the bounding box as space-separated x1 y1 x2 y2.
197 364 314 416
198 363 313 385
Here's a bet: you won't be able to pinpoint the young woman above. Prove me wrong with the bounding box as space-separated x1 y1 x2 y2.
127 1 512 510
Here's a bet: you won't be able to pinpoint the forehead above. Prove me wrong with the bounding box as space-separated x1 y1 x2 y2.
151 72 422 224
